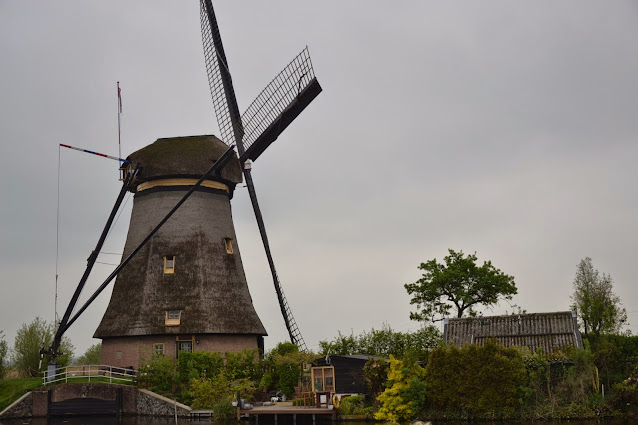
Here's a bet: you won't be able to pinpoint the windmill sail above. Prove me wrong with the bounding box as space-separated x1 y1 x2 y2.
239 47 322 162
199 0 243 147
200 0 320 351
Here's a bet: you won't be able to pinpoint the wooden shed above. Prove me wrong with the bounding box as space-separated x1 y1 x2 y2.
443 311 584 354
312 355 377 395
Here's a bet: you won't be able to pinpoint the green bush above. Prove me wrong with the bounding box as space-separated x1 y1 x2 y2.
611 366 638 412
190 374 255 409
338 395 366 415
587 334 638 394
137 355 178 395
224 349 260 380
363 358 389 403
176 349 259 385
0 332 8 379
177 351 224 383
212 397 236 420
140 348 261 406
425 340 526 418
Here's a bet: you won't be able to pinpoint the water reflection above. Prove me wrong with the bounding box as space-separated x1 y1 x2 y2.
1 418 199 425
0 418 634 425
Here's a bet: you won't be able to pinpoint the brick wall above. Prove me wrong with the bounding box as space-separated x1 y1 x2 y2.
100 334 259 369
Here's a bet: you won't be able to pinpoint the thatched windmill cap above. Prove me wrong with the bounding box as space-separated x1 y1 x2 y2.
128 135 242 185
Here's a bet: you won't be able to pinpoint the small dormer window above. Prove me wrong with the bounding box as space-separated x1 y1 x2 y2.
164 256 175 274
224 238 233 254
166 310 181 326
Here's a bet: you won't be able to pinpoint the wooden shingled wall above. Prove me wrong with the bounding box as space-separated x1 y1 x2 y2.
444 311 584 354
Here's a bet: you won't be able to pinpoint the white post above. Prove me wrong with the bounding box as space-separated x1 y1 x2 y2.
110 366 113 383
88 365 91 382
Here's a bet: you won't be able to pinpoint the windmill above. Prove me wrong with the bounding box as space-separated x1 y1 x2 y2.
44 1 320 368
199 0 322 351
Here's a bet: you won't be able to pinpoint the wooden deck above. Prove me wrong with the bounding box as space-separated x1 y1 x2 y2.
240 403 336 424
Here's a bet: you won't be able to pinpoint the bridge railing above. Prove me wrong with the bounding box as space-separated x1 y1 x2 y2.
42 364 137 386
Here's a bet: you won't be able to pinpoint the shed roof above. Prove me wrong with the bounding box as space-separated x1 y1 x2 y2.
444 311 583 354
314 354 380 366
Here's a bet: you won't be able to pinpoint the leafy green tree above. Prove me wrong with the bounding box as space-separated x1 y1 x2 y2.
74 343 101 365
319 325 441 362
262 343 315 398
319 332 358 356
13 317 74 377
571 257 627 337
363 358 389 403
0 331 8 379
405 249 517 321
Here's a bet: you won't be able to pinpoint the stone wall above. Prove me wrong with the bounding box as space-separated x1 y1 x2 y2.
0 384 192 419
137 389 191 417
0 392 33 419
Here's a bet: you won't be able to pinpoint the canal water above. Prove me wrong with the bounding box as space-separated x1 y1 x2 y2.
0 418 635 425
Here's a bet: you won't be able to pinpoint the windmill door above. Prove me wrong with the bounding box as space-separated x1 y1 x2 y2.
177 338 193 356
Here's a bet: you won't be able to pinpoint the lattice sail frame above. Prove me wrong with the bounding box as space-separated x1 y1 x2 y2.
201 2 317 154
200 0 241 147
240 47 316 151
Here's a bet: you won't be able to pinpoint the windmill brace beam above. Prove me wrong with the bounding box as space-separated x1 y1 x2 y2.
239 78 322 163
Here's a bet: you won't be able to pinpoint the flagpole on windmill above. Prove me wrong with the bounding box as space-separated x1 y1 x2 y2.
117 82 123 179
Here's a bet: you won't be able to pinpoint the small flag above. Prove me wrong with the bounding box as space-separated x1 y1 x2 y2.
117 82 123 114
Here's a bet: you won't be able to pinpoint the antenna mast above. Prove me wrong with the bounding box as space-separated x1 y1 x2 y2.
117 82 123 178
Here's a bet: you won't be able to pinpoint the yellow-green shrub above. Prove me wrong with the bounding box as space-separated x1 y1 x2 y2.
374 356 426 422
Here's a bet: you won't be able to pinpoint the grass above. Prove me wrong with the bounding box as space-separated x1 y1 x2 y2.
0 378 41 412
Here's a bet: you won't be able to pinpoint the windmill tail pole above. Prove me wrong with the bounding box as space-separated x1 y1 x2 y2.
50 168 139 358
60 143 129 163
55 145 237 343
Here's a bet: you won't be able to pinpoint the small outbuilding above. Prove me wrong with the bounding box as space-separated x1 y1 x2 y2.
443 311 584 354
312 354 378 395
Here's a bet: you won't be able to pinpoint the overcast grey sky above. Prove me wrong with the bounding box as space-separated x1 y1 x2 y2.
1 1 637 357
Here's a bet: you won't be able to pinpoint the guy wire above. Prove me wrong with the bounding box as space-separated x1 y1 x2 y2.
55 144 61 329
104 192 131 242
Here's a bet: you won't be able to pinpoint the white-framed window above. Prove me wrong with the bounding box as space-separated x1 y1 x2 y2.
224 238 233 254
164 256 175 274
153 343 165 356
165 310 181 326
178 340 193 354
